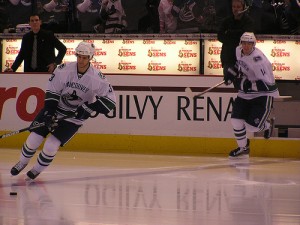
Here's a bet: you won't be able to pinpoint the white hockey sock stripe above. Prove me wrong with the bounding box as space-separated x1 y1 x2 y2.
233 126 247 140
21 143 36 159
37 151 56 167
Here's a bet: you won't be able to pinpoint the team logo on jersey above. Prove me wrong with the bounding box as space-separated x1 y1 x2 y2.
62 90 83 108
253 56 262 62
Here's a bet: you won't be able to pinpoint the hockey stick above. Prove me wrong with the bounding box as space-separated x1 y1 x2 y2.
0 114 76 139
185 80 225 98
0 123 45 139
0 111 101 139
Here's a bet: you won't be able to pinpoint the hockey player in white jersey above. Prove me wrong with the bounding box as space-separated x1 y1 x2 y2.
10 41 116 180
223 32 279 158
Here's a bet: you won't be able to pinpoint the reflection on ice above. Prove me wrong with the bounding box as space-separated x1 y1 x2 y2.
0 150 300 225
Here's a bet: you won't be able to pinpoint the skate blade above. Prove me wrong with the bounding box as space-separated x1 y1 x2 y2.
228 154 249 160
25 177 35 183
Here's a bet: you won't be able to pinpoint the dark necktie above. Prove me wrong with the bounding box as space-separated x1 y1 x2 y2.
31 35 37 70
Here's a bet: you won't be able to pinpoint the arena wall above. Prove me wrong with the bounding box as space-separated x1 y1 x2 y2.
0 73 299 158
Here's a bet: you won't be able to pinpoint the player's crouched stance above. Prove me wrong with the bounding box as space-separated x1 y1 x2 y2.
223 32 279 159
10 41 116 180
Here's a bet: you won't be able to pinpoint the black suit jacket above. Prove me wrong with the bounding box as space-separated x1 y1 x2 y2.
11 29 67 72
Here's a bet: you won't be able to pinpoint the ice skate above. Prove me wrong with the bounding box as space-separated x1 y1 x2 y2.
264 117 275 139
26 168 40 180
10 161 28 176
229 139 250 159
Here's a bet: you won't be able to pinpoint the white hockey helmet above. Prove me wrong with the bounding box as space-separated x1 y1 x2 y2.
75 41 95 59
240 32 256 46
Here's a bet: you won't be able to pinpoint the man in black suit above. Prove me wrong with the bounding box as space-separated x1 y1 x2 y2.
5 13 67 73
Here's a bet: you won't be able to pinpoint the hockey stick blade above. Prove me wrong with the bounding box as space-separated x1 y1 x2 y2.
186 80 225 98
0 122 45 139
0 128 27 139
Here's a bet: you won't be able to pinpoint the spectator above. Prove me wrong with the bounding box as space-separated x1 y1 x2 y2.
158 0 177 33
171 0 204 33
273 0 290 34
253 0 280 34
4 13 67 73
217 0 254 72
138 0 160 33
96 0 127 33
215 0 231 27
200 0 217 32
76 0 102 33
248 0 263 33
5 0 32 29
275 0 291 34
40 0 70 32
224 32 279 158
285 0 300 34
9 41 116 180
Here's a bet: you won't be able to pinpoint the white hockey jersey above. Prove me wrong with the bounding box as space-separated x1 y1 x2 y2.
235 46 279 100
46 62 116 125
